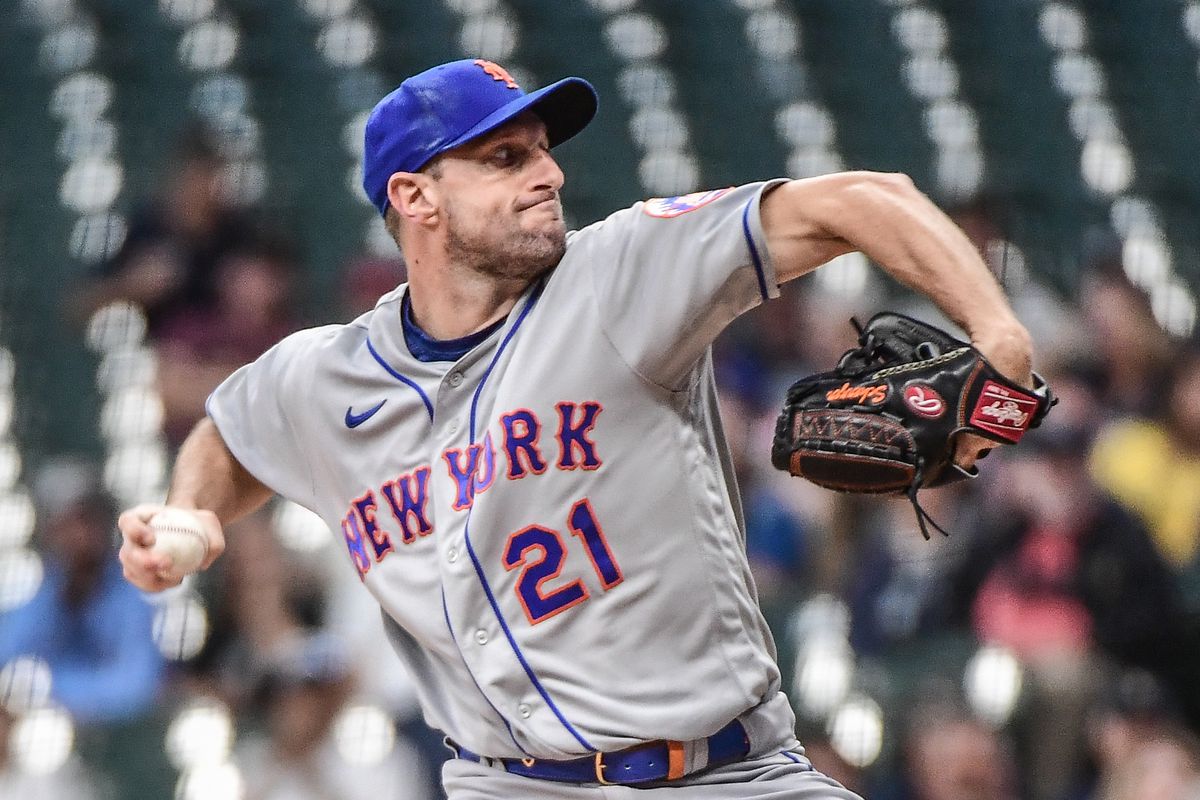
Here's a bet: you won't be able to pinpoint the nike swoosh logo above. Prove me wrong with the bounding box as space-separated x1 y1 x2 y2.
345 400 387 428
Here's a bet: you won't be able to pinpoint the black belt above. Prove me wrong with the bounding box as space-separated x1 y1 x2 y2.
447 718 751 786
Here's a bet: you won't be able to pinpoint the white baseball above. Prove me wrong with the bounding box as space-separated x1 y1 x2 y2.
149 508 210 578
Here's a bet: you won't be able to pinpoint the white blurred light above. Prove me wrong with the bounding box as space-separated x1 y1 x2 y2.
40 23 98 74
100 387 165 442
827 695 884 768
49 72 113 121
153 592 210 662
794 641 855 718
789 593 852 643
731 0 774 9
364 214 398 257
301 0 355 20
0 489 35 547
0 550 44 612
97 346 158 393
318 17 377 68
103 441 168 505
903 54 959 100
20 0 75 27
617 64 677 107
459 14 519 61
342 111 371 157
628 106 690 151
0 656 53 713
813 251 869 298
1039 3 1087 52
334 704 396 766
1186 3 1200 45
86 302 147 352
0 349 12 389
776 102 835 149
892 6 947 53
176 763 245 800
1053 53 1106 98
586 0 637 14
69 212 127 262
190 74 249 118
220 159 268 205
1150 280 1198 338
935 146 984 199
165 700 235 770
208 112 260 158
745 10 799 59
924 99 978 146
1109 194 1160 238
1081 138 1133 195
12 707 75 775
272 501 330 553
964 645 1023 726
60 157 123 213
787 148 844 179
1122 234 1172 288
159 0 216 26
637 151 699 196
1068 97 1121 142
446 0 500 12
179 20 239 71
0 393 11 438
604 13 667 61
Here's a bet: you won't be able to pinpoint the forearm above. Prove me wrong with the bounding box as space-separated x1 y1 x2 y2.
762 172 1032 379
167 416 273 523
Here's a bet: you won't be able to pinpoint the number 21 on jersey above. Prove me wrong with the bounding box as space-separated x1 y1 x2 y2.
502 498 623 624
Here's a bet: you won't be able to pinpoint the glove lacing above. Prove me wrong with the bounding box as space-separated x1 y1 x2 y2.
907 459 950 541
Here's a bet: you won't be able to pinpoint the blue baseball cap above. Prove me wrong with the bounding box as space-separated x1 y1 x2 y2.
362 59 598 217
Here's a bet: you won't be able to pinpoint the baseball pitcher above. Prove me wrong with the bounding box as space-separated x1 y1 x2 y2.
119 59 1038 798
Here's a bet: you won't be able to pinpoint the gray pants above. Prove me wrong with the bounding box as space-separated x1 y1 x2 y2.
441 749 865 799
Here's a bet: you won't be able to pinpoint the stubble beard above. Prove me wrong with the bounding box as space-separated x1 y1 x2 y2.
445 207 567 283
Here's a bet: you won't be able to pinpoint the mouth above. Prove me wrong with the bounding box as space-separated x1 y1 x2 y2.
517 193 560 213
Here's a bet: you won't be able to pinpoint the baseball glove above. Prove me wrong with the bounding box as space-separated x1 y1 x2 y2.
771 312 1054 537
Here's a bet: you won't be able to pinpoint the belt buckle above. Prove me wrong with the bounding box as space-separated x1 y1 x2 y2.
594 752 617 785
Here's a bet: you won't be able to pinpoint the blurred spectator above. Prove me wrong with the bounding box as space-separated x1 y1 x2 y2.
1076 257 1173 417
897 701 1019 800
72 123 261 336
0 484 165 723
235 633 433 800
154 240 302 446
943 373 1186 800
1090 344 1200 609
1065 668 1200 800
340 254 406 319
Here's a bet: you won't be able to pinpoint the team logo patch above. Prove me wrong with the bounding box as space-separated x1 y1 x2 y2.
903 384 945 418
642 188 732 218
969 380 1038 442
825 382 888 406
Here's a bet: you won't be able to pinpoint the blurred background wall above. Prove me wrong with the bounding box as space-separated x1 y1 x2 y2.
1 1 1200 799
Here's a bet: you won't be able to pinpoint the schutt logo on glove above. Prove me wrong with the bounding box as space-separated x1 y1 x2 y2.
825 382 888 405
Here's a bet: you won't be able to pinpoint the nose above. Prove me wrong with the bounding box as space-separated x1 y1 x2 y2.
530 147 564 193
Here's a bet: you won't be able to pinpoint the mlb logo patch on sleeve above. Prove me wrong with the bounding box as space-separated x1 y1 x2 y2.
642 188 732 218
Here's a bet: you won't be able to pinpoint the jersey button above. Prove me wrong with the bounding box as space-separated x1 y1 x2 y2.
446 421 459 435
474 630 489 645
517 703 532 719
449 372 464 387
447 548 458 563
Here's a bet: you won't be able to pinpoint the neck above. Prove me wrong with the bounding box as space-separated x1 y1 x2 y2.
404 251 532 340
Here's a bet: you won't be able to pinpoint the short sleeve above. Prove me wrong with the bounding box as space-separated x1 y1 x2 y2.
572 180 787 390
205 328 329 502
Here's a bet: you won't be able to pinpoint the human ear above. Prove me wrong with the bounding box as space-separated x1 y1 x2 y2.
387 173 439 225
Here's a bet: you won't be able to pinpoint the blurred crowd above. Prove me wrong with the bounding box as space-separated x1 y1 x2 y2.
2 124 1200 800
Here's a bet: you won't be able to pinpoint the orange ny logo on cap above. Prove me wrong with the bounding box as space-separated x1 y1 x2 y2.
474 59 519 89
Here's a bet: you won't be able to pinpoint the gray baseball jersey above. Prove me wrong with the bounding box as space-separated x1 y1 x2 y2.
207 180 799 762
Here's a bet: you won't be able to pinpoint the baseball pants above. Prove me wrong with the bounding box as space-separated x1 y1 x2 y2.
441 748 865 799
